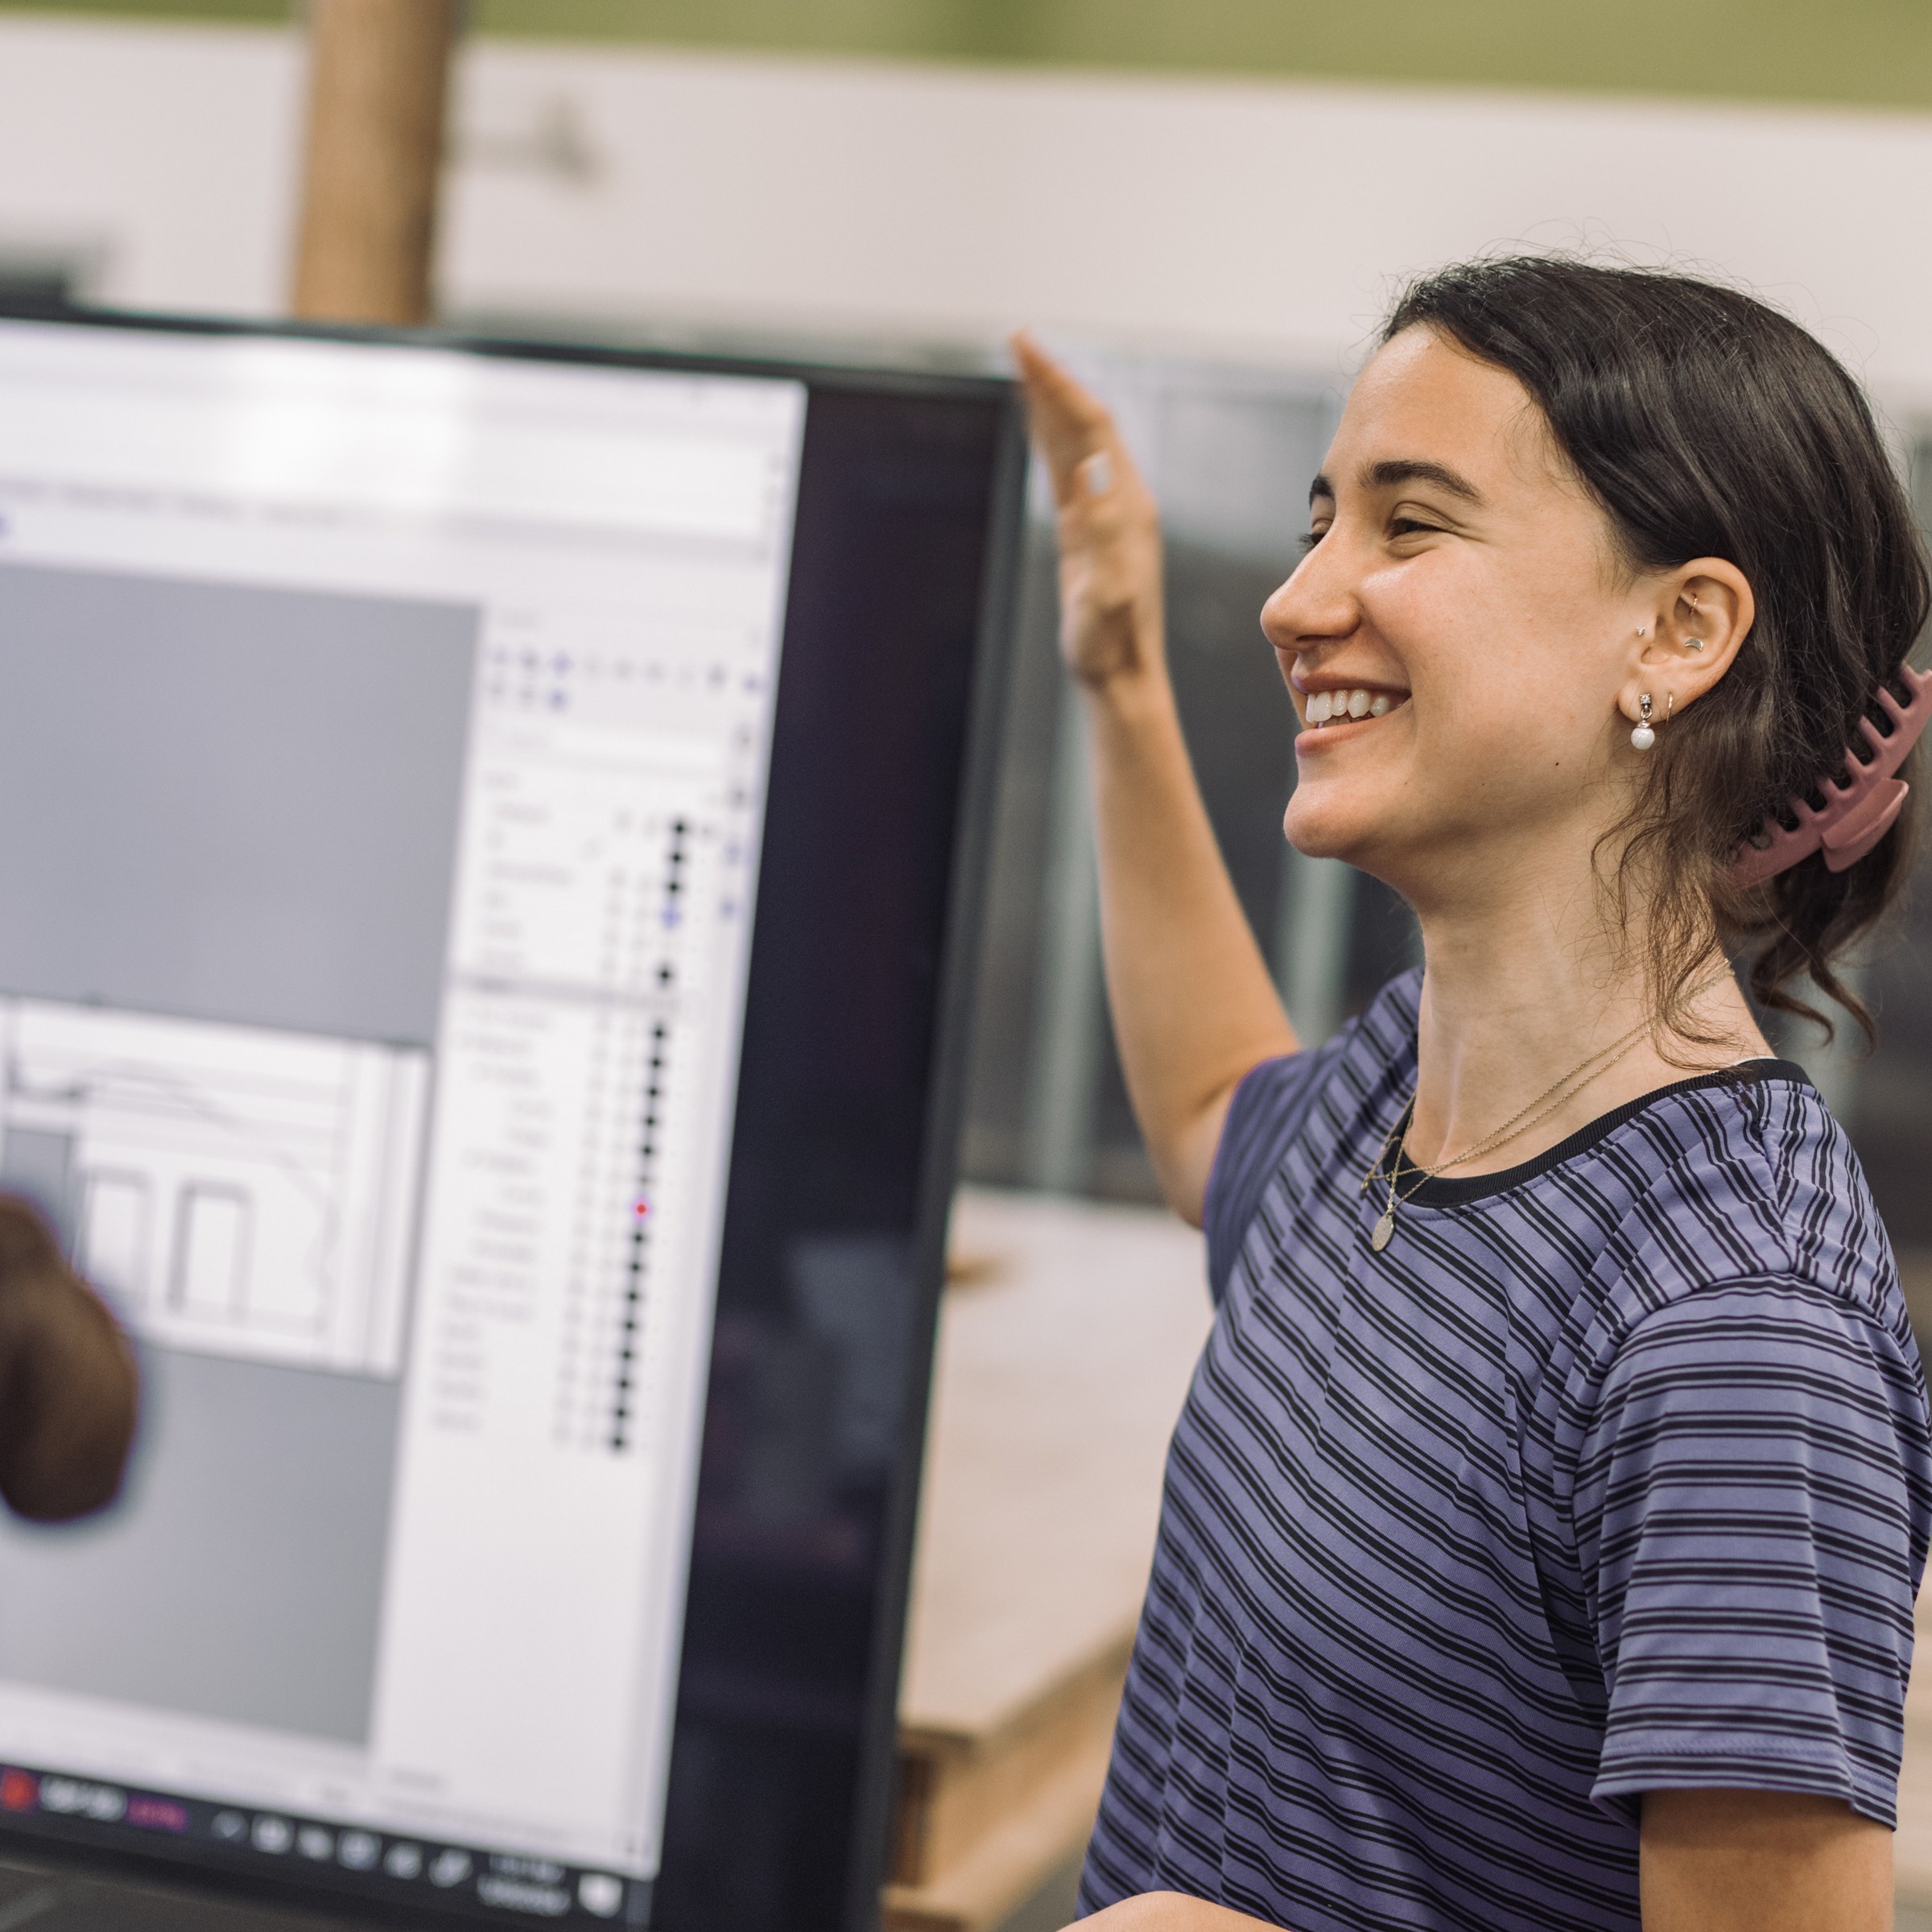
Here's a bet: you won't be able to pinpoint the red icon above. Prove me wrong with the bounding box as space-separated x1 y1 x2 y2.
0 1770 38 1813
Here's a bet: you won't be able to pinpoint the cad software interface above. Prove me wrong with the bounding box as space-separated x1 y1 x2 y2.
0 320 806 1922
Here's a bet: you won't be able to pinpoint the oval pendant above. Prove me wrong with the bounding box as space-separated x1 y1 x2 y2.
1370 1211 1395 1252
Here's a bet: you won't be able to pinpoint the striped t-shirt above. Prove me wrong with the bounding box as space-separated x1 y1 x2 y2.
1080 969 1932 1932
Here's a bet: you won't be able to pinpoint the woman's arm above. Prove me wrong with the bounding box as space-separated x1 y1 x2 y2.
1073 1893 1283 1932
1640 1790 1890 1931
0 1199 138 1521
1013 335 1296 1226
1067 1792 1889 1932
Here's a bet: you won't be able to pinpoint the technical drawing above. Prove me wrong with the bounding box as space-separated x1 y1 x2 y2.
0 999 429 1377
171 1183 252 1321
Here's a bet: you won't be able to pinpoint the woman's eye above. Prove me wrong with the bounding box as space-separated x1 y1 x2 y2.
1388 516 1441 540
1299 526 1330 553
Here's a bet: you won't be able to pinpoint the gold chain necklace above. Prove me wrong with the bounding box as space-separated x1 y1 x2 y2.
1360 972 1728 1253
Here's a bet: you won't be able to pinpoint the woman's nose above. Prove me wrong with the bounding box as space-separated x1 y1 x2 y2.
1261 547 1354 654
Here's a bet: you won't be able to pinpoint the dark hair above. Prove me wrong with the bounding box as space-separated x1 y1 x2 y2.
1384 256 1929 1042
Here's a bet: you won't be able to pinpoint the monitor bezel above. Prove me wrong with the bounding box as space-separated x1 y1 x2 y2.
0 301 1028 1932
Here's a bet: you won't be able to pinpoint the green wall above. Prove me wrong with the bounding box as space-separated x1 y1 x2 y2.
5 0 1931 113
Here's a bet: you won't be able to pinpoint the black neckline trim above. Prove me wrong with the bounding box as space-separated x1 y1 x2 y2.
1395 1059 1812 1207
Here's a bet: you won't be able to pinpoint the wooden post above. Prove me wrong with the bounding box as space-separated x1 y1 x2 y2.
289 0 462 326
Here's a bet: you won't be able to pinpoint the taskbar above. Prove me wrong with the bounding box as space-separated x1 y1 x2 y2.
0 1762 650 1925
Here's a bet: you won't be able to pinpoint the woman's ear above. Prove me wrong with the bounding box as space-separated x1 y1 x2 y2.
1618 559 1753 724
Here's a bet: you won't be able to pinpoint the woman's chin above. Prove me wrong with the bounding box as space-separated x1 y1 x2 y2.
1283 794 1381 864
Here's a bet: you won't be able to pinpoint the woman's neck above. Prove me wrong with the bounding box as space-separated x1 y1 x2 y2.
1403 869 1772 1178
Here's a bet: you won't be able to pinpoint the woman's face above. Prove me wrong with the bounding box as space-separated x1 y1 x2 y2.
1263 325 1647 906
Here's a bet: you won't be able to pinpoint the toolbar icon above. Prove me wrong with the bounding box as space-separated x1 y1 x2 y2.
429 1849 473 1889
579 1873 624 1918
338 1830 379 1871
251 1816 292 1855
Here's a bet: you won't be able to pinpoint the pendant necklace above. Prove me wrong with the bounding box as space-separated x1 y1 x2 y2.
1360 972 1728 1253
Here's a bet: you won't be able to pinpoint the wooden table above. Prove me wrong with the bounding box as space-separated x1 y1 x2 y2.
885 1188 1213 1932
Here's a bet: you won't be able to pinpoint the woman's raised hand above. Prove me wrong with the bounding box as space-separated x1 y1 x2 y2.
1010 332 1166 695
1005 332 1294 1226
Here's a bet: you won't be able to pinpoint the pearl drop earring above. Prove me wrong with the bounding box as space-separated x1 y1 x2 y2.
1631 694 1656 751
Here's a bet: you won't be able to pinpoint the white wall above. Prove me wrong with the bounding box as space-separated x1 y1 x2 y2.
0 16 301 315
3 14 1932 411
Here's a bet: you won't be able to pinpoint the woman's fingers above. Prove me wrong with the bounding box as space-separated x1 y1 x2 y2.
1009 329 1166 692
1010 330 1122 504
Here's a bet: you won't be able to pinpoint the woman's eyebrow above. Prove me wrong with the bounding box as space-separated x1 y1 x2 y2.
1360 457 1487 505
1307 458 1487 509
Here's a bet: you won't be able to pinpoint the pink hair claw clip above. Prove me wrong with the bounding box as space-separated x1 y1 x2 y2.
1732 663 1932 886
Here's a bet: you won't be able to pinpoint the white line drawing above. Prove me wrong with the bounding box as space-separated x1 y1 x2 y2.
171 1182 252 1320
0 999 429 1377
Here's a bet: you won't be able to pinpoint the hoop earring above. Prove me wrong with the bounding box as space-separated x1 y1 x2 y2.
1631 694 1656 751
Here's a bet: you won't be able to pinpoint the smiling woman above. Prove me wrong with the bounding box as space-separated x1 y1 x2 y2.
1011 255 1932 1932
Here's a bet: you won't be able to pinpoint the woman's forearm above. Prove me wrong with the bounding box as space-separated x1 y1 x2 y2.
1084 664 1296 1223
1075 1891 1286 1932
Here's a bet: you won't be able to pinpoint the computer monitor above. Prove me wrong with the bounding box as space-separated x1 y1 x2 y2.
0 312 1023 1932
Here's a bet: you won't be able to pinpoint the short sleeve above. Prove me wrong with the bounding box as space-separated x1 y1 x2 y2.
1203 1047 1330 1303
1575 1278 1932 1826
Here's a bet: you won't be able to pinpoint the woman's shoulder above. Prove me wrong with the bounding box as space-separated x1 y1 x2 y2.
1204 971 1422 1298
1230 968 1423 1132
1585 1063 1907 1341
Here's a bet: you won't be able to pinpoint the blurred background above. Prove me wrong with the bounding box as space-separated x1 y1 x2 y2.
3 2 1932 1922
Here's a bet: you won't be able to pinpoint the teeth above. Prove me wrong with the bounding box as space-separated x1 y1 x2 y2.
1306 687 1396 728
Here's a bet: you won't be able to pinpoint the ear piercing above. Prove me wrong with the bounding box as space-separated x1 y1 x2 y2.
1637 622 1704 650
1685 594 1707 648
1630 691 1674 752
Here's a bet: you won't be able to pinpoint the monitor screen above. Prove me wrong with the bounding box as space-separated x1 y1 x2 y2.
0 314 1022 1931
